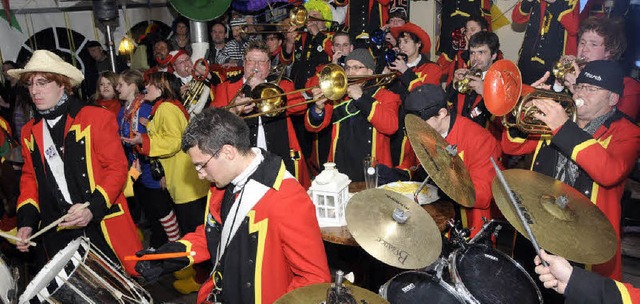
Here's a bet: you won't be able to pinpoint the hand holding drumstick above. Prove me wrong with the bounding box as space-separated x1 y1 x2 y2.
16 202 91 252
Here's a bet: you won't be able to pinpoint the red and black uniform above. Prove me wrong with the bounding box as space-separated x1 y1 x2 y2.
282 32 334 90
162 150 331 303
305 86 400 181
437 0 492 56
388 56 442 166
95 98 122 119
445 80 490 129
396 114 501 237
213 74 311 188
343 0 390 36
17 97 142 275
502 111 640 280
512 0 580 85
618 77 640 122
564 267 640 304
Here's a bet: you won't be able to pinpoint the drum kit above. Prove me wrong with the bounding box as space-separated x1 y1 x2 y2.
0 237 152 304
277 115 618 303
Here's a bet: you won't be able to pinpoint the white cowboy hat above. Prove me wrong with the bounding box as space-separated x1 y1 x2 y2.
7 50 84 87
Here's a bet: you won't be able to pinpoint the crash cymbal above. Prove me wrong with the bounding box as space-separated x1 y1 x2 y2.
346 189 442 269
405 114 476 208
275 283 389 304
492 169 617 264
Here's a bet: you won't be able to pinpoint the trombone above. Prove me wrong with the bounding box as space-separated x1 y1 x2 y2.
245 6 335 33
223 64 397 119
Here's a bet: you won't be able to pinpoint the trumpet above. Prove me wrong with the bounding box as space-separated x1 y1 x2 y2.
552 57 587 84
453 65 482 94
225 64 397 119
484 60 580 135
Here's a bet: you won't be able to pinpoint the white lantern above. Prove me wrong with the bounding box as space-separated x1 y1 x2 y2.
308 163 351 227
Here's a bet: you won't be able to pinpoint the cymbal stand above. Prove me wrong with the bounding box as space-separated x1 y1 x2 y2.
490 157 548 266
325 270 357 304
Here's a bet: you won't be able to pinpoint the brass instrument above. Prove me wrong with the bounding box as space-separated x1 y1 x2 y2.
182 58 210 113
484 60 580 135
453 65 482 94
552 57 587 83
226 68 258 111
245 6 335 33
228 64 397 119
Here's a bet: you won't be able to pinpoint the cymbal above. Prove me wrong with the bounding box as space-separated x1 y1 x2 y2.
404 114 476 208
492 169 617 264
275 283 388 304
346 189 442 269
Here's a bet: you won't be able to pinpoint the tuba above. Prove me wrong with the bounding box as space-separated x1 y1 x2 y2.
484 60 580 135
453 65 482 94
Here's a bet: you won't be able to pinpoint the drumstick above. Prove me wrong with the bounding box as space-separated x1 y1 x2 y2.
0 230 37 247
490 157 548 267
124 251 196 261
27 202 91 243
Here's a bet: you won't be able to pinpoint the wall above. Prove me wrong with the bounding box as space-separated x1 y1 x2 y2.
410 0 526 63
0 4 175 62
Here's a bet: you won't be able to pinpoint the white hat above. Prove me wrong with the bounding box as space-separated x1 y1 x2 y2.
7 50 84 87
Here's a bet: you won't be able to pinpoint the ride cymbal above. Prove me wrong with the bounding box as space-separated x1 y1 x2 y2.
405 114 476 208
275 283 388 304
346 189 442 269
492 169 617 264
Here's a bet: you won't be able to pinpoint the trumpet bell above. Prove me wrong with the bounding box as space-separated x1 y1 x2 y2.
319 64 348 101
252 83 286 117
289 6 308 28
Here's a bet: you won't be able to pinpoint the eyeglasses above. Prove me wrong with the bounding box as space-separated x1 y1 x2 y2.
345 65 367 72
195 148 221 172
574 84 604 93
25 79 53 88
174 58 191 66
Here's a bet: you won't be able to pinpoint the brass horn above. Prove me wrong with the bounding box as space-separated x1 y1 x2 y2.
245 5 334 32
453 64 482 94
552 57 587 84
484 60 579 135
225 64 397 119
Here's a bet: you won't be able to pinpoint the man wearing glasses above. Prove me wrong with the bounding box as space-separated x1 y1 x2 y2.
503 60 640 281
213 40 310 188
306 48 401 181
10 50 141 274
135 108 330 303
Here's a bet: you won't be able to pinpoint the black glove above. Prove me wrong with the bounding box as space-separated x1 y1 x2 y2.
376 164 410 185
134 242 189 283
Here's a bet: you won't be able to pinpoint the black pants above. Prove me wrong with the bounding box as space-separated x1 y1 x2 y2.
174 196 207 235
136 186 174 248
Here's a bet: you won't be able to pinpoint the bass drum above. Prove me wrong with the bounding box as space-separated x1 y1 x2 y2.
449 244 542 304
0 255 16 304
379 271 466 304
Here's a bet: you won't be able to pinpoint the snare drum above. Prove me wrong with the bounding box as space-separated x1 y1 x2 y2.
0 256 16 304
379 271 465 304
19 237 152 304
449 244 542 304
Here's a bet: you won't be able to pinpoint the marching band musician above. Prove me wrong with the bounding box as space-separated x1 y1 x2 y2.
305 48 401 182
170 50 221 117
304 32 355 175
540 16 640 122
213 40 311 189
502 60 640 281
385 22 441 167
282 0 334 90
11 50 142 274
135 108 330 303
447 31 501 129
437 0 492 65
379 84 502 238
512 0 580 85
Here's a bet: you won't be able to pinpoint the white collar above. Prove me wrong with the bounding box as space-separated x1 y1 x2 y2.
175 73 192 84
230 147 264 193
407 54 422 68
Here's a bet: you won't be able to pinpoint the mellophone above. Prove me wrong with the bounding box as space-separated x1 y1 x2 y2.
1 237 153 304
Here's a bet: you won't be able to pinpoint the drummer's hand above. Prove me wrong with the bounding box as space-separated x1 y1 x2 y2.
135 248 164 283
534 249 572 294
532 98 568 131
59 203 93 228
16 227 33 252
